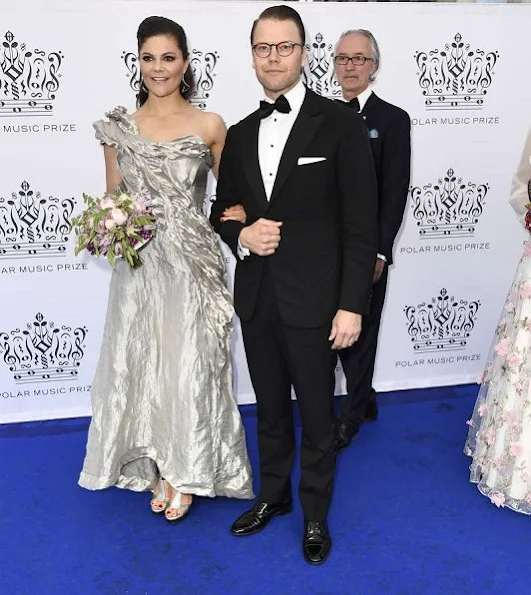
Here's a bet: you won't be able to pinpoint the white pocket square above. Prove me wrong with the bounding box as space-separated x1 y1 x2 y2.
297 157 326 165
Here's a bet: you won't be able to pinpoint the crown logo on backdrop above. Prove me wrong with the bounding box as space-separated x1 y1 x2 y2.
0 181 74 259
415 33 498 110
303 33 341 99
121 48 219 110
0 313 88 383
0 31 63 117
189 49 219 109
410 168 488 239
404 288 481 353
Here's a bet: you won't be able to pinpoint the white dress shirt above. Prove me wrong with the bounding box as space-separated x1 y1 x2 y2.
342 87 385 264
238 80 306 259
344 86 372 112
258 80 306 200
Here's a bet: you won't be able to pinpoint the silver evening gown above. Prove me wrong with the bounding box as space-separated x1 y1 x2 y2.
78 106 253 500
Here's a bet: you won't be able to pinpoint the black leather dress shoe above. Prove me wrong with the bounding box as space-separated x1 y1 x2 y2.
335 420 360 450
303 520 331 565
231 501 292 536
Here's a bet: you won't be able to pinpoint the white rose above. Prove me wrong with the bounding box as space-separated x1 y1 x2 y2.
111 208 128 226
100 198 115 210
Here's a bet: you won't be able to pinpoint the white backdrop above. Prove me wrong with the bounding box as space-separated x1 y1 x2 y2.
0 1 529 422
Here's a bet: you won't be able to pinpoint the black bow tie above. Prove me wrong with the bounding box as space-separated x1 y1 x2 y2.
259 95 291 119
347 97 360 112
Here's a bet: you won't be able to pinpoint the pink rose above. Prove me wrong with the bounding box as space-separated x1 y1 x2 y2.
490 492 505 508
494 339 510 357
524 242 531 257
520 281 531 300
478 403 487 417
505 302 515 313
104 219 116 230
525 318 531 331
504 409 518 424
111 208 128 226
100 198 114 210
476 372 484 384
506 351 523 370
510 442 524 457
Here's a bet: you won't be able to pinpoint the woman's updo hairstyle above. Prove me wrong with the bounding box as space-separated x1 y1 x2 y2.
136 16 194 107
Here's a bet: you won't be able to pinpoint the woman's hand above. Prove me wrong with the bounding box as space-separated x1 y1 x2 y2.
221 204 247 224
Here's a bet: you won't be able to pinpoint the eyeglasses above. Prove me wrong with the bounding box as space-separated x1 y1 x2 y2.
252 41 303 58
334 55 375 66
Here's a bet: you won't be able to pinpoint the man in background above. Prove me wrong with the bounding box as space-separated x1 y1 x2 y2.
333 29 411 449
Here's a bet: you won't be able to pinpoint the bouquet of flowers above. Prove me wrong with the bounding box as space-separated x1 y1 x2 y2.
71 190 156 269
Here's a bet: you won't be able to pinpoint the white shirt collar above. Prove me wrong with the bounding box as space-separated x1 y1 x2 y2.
342 86 373 112
263 79 306 113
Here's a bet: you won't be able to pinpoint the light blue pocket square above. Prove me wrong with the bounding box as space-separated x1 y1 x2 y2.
368 129 379 139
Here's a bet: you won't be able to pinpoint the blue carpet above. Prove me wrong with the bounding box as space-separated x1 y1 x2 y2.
0 384 529 594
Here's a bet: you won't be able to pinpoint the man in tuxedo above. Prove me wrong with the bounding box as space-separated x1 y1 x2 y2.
210 6 377 565
333 29 411 449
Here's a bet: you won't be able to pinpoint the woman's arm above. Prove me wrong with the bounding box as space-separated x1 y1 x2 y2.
207 113 227 180
206 113 246 223
510 128 531 227
103 145 123 194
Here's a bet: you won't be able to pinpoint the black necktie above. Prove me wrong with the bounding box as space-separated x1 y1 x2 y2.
348 97 360 113
258 95 291 119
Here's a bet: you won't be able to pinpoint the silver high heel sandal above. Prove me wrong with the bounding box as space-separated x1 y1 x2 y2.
164 489 192 523
150 478 169 515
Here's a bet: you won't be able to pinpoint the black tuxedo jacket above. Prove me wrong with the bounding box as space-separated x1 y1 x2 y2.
210 87 378 328
356 93 411 266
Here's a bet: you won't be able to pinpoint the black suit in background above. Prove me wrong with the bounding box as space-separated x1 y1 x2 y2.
338 92 411 431
210 87 378 520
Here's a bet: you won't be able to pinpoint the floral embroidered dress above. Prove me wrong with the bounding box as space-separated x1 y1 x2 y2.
464 130 531 513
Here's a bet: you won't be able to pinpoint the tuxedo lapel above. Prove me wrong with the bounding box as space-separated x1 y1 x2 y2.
241 112 268 209
360 93 379 120
269 90 323 204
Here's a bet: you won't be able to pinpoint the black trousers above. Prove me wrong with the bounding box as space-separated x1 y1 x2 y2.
338 266 389 426
240 269 337 521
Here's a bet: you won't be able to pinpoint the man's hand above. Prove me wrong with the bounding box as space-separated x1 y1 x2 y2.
329 309 362 350
373 259 385 283
240 218 282 256
221 204 247 224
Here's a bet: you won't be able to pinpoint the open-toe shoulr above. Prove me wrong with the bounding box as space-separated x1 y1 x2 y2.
164 490 192 523
150 478 170 514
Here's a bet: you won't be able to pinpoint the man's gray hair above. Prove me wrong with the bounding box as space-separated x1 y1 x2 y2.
335 29 380 83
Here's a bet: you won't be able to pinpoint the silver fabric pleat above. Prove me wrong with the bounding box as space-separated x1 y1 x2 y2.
78 107 253 499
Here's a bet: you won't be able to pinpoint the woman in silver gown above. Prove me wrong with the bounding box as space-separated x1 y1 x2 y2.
78 16 253 521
